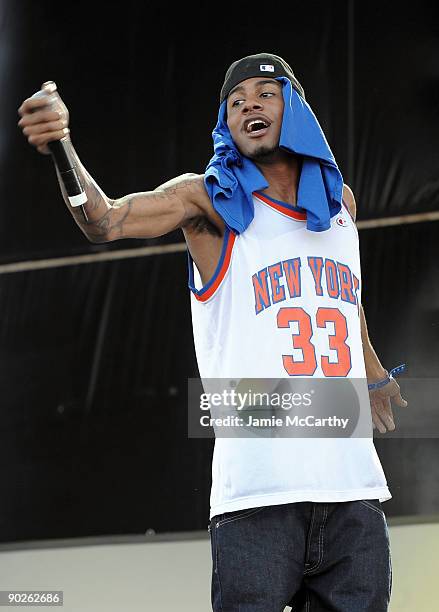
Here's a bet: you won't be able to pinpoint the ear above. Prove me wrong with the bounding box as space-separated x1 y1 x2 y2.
342 184 357 223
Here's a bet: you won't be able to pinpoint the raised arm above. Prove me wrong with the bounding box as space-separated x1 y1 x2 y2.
55 142 207 243
17 85 210 243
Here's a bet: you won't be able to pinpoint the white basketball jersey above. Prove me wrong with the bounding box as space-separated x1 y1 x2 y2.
187 191 391 520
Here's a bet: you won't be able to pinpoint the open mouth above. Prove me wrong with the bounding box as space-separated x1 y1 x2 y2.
243 118 271 137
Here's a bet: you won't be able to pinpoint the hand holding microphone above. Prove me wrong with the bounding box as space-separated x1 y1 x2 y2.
17 81 87 207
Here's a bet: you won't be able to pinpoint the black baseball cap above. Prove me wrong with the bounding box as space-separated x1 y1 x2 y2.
220 53 305 104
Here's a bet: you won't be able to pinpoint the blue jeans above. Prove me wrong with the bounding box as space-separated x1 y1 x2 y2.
208 500 392 611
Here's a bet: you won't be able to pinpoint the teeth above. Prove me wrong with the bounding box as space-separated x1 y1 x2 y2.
246 119 268 132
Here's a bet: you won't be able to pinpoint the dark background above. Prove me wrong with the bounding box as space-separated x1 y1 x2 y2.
0 0 438 543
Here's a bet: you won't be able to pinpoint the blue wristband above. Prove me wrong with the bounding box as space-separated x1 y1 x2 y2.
368 363 406 390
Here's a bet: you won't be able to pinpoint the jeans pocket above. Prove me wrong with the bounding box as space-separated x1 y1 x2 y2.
359 498 385 517
215 506 266 528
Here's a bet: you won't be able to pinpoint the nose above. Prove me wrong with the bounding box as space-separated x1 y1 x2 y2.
242 97 263 113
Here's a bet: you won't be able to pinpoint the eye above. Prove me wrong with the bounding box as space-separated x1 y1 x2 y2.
229 91 276 109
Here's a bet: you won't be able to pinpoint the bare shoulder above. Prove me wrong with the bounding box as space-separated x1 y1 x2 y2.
154 172 205 210
159 172 225 235
155 172 202 193
342 184 357 222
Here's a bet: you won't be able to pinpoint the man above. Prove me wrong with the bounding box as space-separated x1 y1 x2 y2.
18 53 407 611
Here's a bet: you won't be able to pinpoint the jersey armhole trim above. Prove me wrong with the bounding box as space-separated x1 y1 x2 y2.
342 198 356 223
187 227 236 302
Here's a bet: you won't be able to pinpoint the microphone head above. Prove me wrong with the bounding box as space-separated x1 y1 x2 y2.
42 81 57 94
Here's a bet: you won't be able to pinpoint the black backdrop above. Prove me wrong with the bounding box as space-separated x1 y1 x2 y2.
0 0 438 543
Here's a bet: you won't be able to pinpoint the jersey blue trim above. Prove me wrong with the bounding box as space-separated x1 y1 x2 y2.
186 227 231 297
255 191 340 230
255 191 308 213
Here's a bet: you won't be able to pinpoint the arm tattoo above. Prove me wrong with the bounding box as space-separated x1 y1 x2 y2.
84 179 105 212
154 174 201 202
84 197 133 242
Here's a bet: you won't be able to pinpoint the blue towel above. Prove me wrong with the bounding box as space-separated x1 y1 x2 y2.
204 77 344 233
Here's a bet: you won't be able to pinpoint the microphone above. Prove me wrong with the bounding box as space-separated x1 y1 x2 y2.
31 81 88 208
